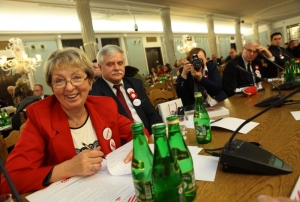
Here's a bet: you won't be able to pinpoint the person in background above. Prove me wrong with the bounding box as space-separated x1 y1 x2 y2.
222 39 278 97
156 64 166 76
286 40 298 55
7 86 17 107
13 78 34 107
164 63 172 74
224 48 238 63
33 83 49 99
256 194 296 202
92 59 101 81
0 47 141 195
0 98 8 108
89 45 162 134
150 67 157 77
176 47 227 107
268 32 294 69
284 42 289 49
170 60 180 76
209 53 222 67
125 65 149 88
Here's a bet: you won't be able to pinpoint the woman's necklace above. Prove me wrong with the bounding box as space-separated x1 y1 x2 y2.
69 109 87 126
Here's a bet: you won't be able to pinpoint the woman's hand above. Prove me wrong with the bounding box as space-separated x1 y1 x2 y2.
124 150 133 164
65 147 104 176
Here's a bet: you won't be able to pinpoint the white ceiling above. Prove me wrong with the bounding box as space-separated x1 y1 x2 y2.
0 0 299 34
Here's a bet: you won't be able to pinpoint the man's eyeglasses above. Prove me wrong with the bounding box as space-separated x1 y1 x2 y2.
244 48 258 54
52 76 88 89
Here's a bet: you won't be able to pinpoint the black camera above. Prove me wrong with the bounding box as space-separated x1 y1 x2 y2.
190 54 204 71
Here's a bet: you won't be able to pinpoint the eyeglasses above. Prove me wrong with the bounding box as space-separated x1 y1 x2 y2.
244 48 258 54
52 76 88 89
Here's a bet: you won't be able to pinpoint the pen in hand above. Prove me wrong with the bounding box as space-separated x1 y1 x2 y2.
81 142 106 159
210 118 223 124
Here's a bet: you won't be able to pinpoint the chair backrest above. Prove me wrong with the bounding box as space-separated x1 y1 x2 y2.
0 135 9 165
20 123 26 134
149 89 169 109
5 130 20 148
145 82 168 96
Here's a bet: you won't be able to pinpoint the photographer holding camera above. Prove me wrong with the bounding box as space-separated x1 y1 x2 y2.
176 47 227 107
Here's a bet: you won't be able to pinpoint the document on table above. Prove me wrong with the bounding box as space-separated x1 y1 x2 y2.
291 111 300 120
26 160 136 202
290 176 300 200
106 140 133 175
184 116 259 134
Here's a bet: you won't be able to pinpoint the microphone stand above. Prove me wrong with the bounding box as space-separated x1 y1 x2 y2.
0 160 22 202
227 84 300 149
220 85 300 174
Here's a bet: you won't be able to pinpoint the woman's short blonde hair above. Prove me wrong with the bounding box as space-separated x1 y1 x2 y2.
44 47 94 87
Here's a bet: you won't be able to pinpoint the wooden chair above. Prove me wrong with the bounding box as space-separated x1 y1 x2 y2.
0 135 9 166
145 82 167 95
149 89 169 109
0 130 20 168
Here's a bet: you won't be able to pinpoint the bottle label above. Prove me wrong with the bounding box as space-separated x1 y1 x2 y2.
195 124 207 137
182 169 196 193
171 148 189 161
133 180 153 201
132 158 144 170
177 183 186 202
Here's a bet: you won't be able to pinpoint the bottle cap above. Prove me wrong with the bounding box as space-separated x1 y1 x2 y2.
166 115 179 124
152 123 166 134
194 92 202 98
130 122 144 133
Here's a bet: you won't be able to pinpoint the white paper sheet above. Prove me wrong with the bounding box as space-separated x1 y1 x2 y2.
291 111 300 120
26 161 136 202
290 176 300 200
106 140 133 175
185 116 259 134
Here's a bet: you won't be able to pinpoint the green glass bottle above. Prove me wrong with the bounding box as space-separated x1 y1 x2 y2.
194 92 212 144
152 123 186 202
3 109 11 126
167 115 196 202
0 110 4 127
131 122 153 202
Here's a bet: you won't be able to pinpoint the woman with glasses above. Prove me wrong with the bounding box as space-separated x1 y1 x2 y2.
0 47 143 195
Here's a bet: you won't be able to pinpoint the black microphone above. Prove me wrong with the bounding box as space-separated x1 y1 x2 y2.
0 160 22 202
219 85 300 175
235 65 285 107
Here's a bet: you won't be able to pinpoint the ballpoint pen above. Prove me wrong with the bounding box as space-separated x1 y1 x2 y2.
81 142 106 159
81 142 93 150
210 118 223 124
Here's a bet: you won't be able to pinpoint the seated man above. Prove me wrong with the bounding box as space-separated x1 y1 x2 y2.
89 45 162 133
222 39 278 97
33 83 49 99
176 48 227 107
268 32 294 69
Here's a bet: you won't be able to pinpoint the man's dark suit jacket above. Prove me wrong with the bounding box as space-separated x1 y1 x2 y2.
176 62 227 107
222 55 278 97
89 77 162 133
268 45 294 68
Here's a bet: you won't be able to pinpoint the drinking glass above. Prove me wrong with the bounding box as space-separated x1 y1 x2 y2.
178 115 187 135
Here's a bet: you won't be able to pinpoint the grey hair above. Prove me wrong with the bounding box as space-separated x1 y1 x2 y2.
244 39 261 48
44 47 94 87
97 45 125 65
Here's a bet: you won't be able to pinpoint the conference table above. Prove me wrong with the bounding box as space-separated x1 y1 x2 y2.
20 81 300 202
186 81 300 202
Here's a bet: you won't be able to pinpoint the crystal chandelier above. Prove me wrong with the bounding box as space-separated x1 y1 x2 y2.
0 38 42 76
177 35 197 55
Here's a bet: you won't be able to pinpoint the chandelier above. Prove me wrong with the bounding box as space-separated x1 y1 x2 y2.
0 38 42 76
177 35 197 55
